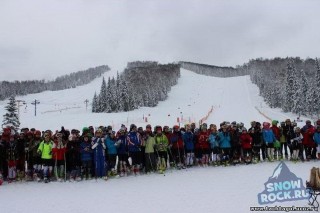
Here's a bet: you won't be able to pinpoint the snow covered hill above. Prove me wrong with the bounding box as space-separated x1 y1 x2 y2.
0 68 317 213
0 68 309 131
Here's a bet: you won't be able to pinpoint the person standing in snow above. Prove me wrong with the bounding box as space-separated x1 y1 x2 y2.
313 126 320 159
154 126 169 173
283 119 294 159
67 130 81 181
92 129 107 180
7 135 18 182
239 128 252 164
218 125 231 165
262 122 277 162
183 124 195 167
144 128 156 173
301 120 316 160
37 133 53 183
170 125 185 169
196 123 210 167
208 124 220 166
105 131 118 177
52 132 67 182
80 134 93 180
116 127 128 177
127 124 142 175
290 127 303 161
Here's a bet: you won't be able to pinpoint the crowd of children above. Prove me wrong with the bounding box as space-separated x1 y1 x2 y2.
1 119 320 184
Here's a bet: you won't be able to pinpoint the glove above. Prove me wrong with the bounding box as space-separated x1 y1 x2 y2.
25 148 29 152
290 139 293 143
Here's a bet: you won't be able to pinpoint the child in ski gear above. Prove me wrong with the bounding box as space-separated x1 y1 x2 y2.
116 127 128 177
37 133 53 183
80 134 93 180
230 124 241 164
218 125 231 165
144 129 156 173
127 124 142 175
208 124 220 166
262 122 277 161
291 127 303 161
239 128 252 164
52 132 67 181
183 124 195 167
170 125 185 169
67 130 81 181
92 129 107 179
196 123 210 166
301 120 316 160
313 126 320 159
154 126 169 173
7 135 18 182
105 131 118 176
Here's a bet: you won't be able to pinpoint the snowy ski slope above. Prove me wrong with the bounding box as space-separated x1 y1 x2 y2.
0 68 309 132
0 68 317 213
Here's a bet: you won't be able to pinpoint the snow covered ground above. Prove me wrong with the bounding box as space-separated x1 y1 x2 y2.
0 161 318 213
0 68 317 213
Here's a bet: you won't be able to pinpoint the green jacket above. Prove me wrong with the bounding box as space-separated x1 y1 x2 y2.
154 134 169 152
37 140 53 159
145 136 156 153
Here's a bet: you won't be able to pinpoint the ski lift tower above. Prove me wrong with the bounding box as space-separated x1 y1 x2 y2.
15 99 26 118
31 99 40 116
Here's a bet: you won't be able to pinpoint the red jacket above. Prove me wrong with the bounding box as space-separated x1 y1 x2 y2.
52 141 66 161
302 125 315 147
271 125 280 140
196 131 210 150
240 133 252 149
170 132 184 149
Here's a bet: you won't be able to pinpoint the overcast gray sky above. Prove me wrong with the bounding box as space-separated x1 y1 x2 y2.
0 0 319 81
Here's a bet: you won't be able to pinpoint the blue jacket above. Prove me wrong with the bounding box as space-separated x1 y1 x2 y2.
262 129 276 144
105 137 117 155
127 131 141 152
80 141 92 162
209 133 219 148
92 137 106 159
314 132 320 145
116 135 127 155
218 132 231 148
183 132 194 151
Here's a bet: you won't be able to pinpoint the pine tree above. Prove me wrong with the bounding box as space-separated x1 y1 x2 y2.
283 60 296 112
2 96 20 132
92 92 98 113
314 58 320 116
99 77 108 112
292 69 308 115
120 76 130 111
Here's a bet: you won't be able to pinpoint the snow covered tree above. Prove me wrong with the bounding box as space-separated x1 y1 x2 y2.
314 58 320 115
283 60 296 112
292 69 308 115
99 77 108 112
92 92 98 113
2 96 20 132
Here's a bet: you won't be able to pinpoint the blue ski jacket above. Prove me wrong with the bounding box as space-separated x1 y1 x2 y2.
116 135 127 155
218 132 231 148
105 137 117 155
127 131 141 152
209 133 219 148
182 131 194 151
314 132 320 145
262 129 276 144
80 141 92 162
